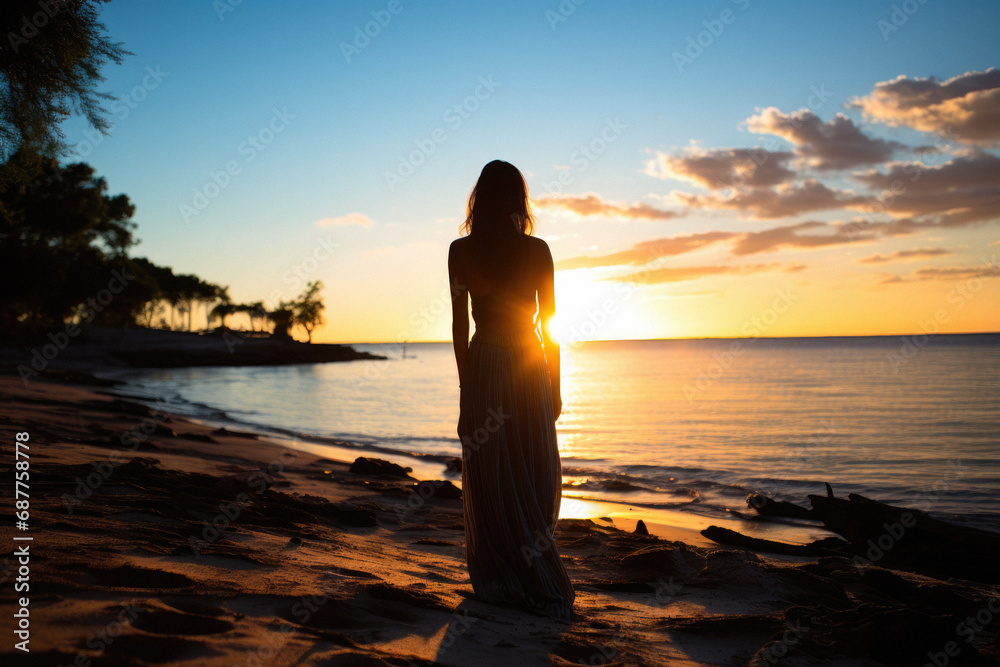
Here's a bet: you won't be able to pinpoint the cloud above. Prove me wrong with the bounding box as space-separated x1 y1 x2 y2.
877 261 1000 284
912 266 1000 280
674 179 871 219
852 153 1000 226
643 147 796 189
534 193 683 220
731 221 872 256
609 262 795 285
557 231 737 270
315 213 375 228
858 248 954 264
854 152 1000 192
745 107 904 170
850 69 1000 147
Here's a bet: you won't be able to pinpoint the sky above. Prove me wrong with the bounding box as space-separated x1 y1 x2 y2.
59 0 1000 343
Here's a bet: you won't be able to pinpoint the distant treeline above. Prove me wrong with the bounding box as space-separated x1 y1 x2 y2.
0 157 324 344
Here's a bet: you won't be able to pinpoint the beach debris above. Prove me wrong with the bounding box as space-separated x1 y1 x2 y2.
701 526 845 558
746 493 814 520
706 487 1000 585
807 490 1000 584
349 456 414 479
410 480 462 500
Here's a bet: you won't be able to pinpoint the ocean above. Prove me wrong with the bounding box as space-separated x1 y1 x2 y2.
104 334 1000 539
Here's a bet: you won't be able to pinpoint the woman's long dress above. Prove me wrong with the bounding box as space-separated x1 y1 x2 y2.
457 288 574 621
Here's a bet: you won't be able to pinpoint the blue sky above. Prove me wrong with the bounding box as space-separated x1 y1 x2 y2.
60 0 1000 341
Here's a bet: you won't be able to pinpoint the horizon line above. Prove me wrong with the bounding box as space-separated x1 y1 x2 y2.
330 330 1000 346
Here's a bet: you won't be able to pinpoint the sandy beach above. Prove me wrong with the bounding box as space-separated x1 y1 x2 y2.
2 371 998 666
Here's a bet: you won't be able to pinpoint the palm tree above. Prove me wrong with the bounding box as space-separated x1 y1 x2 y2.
292 280 325 343
210 300 236 329
268 302 294 340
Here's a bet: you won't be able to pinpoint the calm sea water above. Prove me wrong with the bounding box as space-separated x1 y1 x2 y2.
106 334 1000 533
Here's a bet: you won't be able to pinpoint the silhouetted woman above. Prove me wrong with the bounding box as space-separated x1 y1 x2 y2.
449 159 574 621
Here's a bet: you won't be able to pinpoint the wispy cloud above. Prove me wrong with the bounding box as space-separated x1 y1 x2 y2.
609 262 798 285
858 247 953 264
534 193 683 220
732 221 871 255
880 264 1000 284
557 231 736 270
315 213 375 228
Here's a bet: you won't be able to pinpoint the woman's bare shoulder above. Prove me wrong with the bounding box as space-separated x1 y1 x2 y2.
449 236 471 255
526 236 553 261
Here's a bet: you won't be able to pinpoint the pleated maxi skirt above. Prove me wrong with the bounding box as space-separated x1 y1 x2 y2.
457 327 575 621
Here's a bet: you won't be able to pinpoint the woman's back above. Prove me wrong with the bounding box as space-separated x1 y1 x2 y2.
452 235 548 335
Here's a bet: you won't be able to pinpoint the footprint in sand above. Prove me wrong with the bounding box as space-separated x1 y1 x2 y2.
131 609 234 635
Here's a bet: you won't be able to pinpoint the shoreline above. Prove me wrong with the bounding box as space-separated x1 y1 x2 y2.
100 371 727 549
3 372 1000 664
95 367 804 549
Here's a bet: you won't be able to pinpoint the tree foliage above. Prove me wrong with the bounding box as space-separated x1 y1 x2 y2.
0 160 228 341
0 0 131 185
292 280 325 343
0 157 329 344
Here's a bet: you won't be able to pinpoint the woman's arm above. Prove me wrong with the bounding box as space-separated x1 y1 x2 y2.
448 241 470 384
537 241 561 420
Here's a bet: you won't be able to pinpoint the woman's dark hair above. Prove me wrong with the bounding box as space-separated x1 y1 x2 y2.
460 160 535 239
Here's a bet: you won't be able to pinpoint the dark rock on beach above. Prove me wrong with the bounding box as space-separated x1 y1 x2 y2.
350 456 414 479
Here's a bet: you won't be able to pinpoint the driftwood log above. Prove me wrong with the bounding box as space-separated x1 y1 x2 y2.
703 485 1000 584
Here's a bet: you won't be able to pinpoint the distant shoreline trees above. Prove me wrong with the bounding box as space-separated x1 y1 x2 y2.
1 159 328 344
